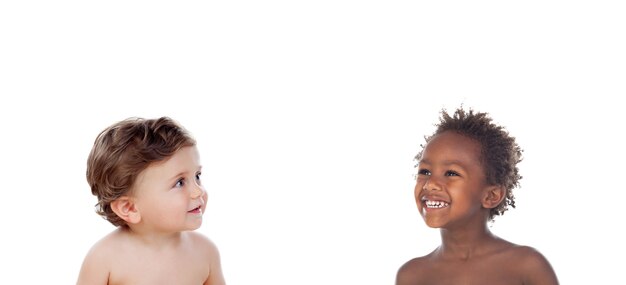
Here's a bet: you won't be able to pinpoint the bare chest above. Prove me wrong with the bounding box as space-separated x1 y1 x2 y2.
108 250 210 285
414 259 524 285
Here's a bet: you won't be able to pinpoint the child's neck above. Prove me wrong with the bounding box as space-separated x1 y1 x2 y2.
121 226 184 248
437 223 502 261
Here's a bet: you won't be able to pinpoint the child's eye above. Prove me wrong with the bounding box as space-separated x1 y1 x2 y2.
174 178 185 188
195 172 202 184
445 170 460 177
417 169 431 176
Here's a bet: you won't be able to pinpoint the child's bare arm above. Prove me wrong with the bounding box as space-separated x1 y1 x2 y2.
520 247 559 285
76 246 109 285
203 237 226 285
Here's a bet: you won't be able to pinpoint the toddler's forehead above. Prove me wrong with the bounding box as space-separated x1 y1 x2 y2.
131 152 178 183
422 131 482 161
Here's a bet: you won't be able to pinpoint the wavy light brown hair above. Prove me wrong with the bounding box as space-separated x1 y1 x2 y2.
86 117 196 227
416 107 523 221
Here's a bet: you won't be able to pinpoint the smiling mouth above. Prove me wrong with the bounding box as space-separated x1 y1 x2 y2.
188 206 202 213
423 200 450 209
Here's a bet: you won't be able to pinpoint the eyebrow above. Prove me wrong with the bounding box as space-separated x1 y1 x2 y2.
167 166 203 181
418 158 467 167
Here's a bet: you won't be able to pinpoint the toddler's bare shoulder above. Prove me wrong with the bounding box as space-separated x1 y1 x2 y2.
396 255 435 285
505 245 559 283
503 245 552 269
186 232 221 255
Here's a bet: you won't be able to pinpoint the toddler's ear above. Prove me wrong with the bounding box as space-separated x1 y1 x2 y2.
111 196 141 224
482 185 506 209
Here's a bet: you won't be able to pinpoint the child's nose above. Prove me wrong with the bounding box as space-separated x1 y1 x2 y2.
190 184 204 199
422 177 442 192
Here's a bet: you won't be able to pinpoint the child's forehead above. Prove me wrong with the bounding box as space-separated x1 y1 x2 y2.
140 146 201 173
421 131 482 162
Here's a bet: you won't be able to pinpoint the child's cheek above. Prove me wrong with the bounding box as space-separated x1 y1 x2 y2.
202 192 208 211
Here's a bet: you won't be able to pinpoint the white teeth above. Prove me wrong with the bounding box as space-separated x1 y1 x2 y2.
424 200 449 208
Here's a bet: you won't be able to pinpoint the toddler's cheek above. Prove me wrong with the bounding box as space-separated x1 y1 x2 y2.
202 192 208 210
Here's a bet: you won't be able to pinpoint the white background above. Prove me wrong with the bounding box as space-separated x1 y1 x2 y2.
1 1 625 284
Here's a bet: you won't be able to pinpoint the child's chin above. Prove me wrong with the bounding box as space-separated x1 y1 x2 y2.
422 218 444 228
185 221 203 231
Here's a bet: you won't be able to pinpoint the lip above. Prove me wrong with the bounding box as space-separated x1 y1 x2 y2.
421 194 450 203
420 195 450 212
187 205 203 214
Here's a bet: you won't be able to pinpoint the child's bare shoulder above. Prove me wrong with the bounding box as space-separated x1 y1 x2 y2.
509 246 557 275
85 229 127 258
185 232 226 285
77 230 128 284
184 232 223 268
395 252 436 285
501 244 551 266
496 244 558 284
185 232 220 254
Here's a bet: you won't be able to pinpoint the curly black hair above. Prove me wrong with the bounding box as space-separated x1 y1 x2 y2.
416 107 523 221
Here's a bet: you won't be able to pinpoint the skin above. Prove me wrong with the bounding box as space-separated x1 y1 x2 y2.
77 146 226 285
396 131 558 285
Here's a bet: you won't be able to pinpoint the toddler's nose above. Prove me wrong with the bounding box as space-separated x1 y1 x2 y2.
190 184 204 199
422 176 442 192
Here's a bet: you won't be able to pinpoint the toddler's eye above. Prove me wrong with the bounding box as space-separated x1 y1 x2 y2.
417 169 431 176
445 170 460 177
195 172 202 184
174 178 185 188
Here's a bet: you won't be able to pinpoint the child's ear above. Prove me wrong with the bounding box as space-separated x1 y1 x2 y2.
482 185 506 209
111 196 141 224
